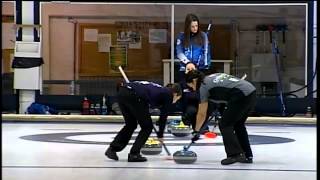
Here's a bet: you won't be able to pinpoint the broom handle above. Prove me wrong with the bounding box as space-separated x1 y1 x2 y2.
118 66 129 83
185 112 217 151
152 124 171 156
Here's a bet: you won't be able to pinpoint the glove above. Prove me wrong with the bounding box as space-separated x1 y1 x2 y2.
191 131 200 142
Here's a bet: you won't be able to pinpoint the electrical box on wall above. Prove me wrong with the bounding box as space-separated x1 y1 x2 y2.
13 41 42 90
14 41 41 58
14 67 42 90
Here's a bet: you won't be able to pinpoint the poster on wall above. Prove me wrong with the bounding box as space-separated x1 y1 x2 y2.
117 30 142 49
109 45 127 72
98 34 111 52
149 29 167 43
84 29 98 42
129 34 142 49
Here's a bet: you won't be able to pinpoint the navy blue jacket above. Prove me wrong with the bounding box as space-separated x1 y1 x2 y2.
124 81 173 138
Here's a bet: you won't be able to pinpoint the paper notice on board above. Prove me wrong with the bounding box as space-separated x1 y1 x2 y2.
84 29 98 42
109 45 127 71
129 35 142 49
98 34 111 52
149 29 167 43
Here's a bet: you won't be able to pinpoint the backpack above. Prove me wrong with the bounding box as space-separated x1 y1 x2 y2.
27 102 58 114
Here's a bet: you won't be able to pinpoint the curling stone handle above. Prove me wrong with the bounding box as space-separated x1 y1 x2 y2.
184 141 194 151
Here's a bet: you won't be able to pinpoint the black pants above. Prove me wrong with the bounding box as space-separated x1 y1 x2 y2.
180 92 226 132
178 70 213 131
109 87 153 155
218 91 256 158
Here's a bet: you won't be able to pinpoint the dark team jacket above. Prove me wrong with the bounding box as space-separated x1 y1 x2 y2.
123 81 173 138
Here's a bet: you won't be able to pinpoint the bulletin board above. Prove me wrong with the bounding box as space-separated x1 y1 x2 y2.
2 49 14 74
78 22 170 77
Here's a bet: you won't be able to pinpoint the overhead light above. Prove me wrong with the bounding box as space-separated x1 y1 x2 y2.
51 1 70 3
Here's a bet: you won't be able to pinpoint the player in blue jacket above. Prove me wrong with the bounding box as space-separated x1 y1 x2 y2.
105 81 182 162
176 13 211 76
176 13 212 132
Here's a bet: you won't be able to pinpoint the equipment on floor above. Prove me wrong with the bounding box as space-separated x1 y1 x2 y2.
204 131 217 138
173 141 197 164
81 97 90 115
172 111 219 164
171 121 192 137
141 138 162 155
167 119 181 133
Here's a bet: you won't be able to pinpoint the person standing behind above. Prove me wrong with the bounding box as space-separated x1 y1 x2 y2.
175 13 211 132
105 81 182 162
186 70 256 165
176 13 211 76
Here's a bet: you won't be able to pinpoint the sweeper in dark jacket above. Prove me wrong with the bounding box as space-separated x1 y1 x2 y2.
186 70 256 165
105 81 182 162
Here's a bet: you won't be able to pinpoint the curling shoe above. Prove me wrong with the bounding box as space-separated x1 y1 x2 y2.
241 156 253 163
128 153 147 162
221 153 246 165
105 147 119 161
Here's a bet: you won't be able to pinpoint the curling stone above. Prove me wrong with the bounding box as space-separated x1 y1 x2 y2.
171 121 192 137
141 138 162 155
167 119 180 133
173 146 197 164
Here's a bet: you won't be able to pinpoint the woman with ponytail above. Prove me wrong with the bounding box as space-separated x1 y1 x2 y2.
186 70 256 165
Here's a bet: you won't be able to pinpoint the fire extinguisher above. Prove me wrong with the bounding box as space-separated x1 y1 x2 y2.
82 97 90 115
